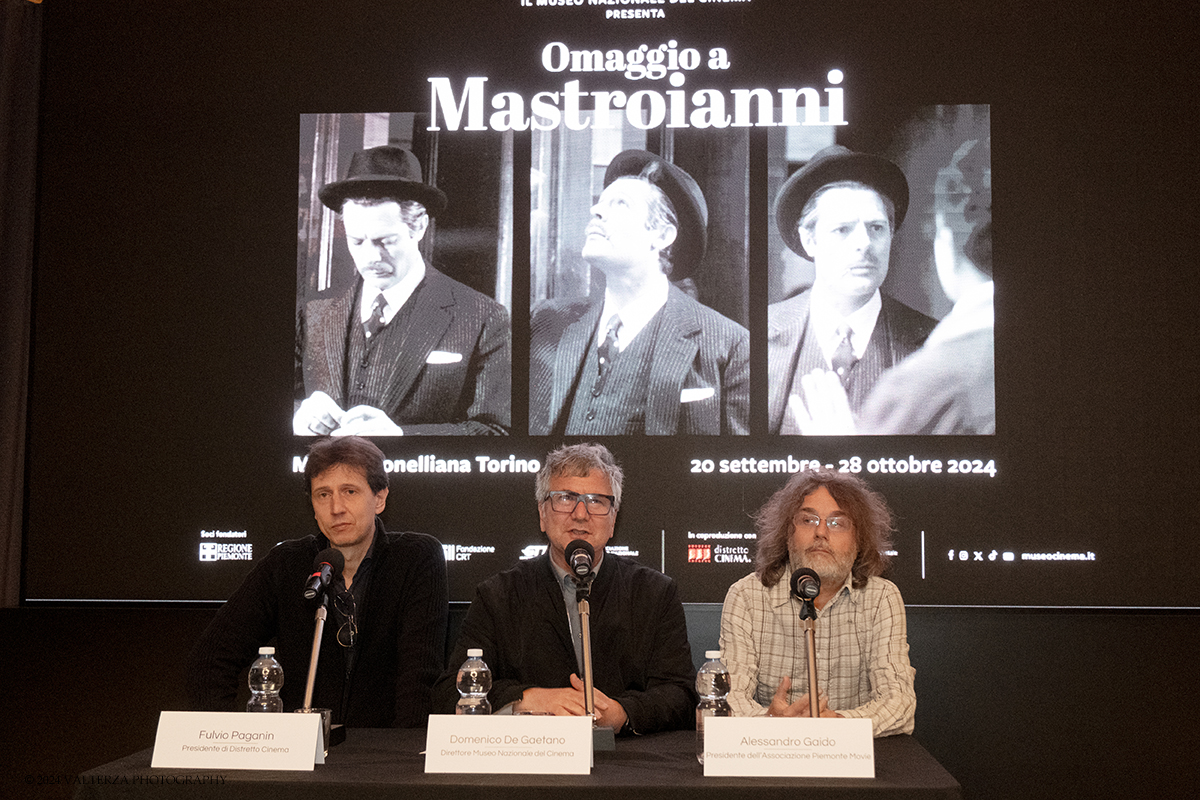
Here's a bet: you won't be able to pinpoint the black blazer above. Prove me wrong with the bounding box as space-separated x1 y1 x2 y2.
435 553 698 734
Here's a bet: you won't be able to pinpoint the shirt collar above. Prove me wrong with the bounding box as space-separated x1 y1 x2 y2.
597 272 670 351
821 571 857 613
808 287 882 362
317 519 381 575
549 549 603 589
768 565 856 611
360 262 427 325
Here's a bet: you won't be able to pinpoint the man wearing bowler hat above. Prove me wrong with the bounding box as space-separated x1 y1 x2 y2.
295 145 510 436
767 145 936 434
529 150 749 436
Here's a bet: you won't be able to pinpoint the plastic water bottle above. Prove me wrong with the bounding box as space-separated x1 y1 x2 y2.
246 646 284 712
455 648 492 715
695 650 732 763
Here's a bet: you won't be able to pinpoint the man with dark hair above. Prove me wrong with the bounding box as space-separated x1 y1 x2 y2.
859 139 994 434
530 150 749 435
435 442 696 734
295 145 510 436
768 145 936 434
719 469 915 737
187 436 448 727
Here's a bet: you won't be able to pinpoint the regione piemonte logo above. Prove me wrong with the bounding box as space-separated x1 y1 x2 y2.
198 542 253 561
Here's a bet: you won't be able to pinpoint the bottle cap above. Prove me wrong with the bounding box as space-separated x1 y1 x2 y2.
705 650 722 659
467 648 483 658
259 646 276 655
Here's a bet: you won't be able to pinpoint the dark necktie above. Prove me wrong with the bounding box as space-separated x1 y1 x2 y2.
598 315 622 377
831 324 857 388
363 293 386 340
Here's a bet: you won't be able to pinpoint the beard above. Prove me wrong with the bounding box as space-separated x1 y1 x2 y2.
789 543 856 588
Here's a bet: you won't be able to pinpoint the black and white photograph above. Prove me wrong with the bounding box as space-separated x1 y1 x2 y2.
767 105 993 436
295 112 514 436
529 121 750 436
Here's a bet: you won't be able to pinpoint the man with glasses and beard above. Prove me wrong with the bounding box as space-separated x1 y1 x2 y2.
435 443 696 733
187 436 448 727
718 470 915 737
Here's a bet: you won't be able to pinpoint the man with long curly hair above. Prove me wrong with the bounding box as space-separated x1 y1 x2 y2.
719 469 915 736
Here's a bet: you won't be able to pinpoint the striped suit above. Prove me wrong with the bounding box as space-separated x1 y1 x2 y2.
297 268 510 435
530 284 749 436
767 290 936 434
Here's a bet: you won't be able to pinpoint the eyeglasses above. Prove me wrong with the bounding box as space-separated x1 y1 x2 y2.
333 590 358 648
544 490 615 516
795 512 852 531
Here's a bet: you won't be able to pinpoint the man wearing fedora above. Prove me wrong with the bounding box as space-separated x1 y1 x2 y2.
767 145 936 435
529 150 749 436
295 145 510 436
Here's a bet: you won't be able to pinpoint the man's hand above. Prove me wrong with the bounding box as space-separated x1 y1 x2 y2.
293 391 345 436
516 686 587 717
570 673 627 732
334 405 404 436
787 369 857 436
766 676 842 719
516 675 628 731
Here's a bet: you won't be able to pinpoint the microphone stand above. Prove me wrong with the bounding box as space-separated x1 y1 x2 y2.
573 573 596 719
302 594 329 711
573 571 614 751
799 597 820 719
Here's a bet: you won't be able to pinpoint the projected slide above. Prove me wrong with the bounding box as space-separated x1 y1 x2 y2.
23 0 1193 611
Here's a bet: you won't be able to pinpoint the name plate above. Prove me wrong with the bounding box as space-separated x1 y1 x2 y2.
703 717 874 778
151 711 322 771
425 714 591 774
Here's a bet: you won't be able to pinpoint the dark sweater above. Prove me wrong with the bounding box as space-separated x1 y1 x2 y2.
187 519 447 727
435 553 697 733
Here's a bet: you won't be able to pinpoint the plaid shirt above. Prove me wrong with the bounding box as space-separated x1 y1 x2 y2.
719 570 916 737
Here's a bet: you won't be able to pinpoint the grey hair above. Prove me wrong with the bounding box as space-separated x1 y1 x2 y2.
535 443 624 510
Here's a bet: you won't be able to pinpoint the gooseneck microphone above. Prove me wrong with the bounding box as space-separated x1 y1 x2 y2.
303 548 344 601
564 539 595 578
790 567 821 601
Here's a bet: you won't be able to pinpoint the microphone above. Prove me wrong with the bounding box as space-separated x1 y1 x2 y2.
303 548 344 601
564 539 595 578
791 566 822 718
790 568 820 601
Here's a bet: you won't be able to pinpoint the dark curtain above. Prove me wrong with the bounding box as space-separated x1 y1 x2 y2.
0 0 42 607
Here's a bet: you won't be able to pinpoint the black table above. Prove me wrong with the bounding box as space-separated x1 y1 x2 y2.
74 728 961 800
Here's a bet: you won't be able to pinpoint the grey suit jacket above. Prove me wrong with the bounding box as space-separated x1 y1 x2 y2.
767 290 936 434
529 284 749 435
298 267 510 435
